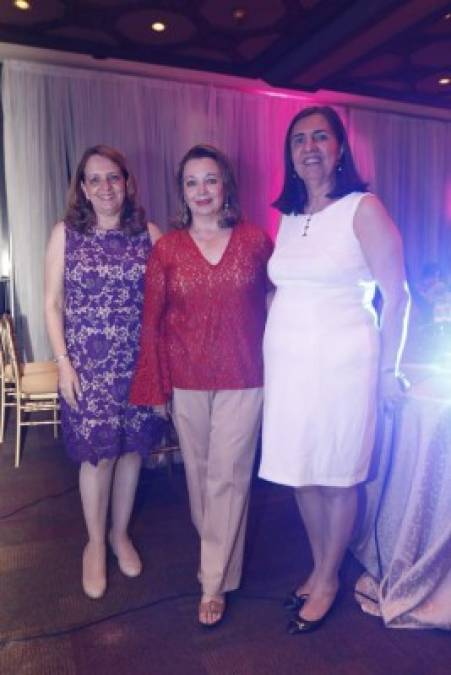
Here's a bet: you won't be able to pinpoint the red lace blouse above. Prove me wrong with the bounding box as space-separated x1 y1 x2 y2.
130 223 273 405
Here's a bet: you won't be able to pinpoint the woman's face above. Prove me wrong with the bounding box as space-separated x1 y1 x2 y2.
290 113 341 189
182 157 224 221
81 154 126 219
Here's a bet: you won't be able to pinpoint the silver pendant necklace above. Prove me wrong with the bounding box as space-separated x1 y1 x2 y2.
301 212 313 237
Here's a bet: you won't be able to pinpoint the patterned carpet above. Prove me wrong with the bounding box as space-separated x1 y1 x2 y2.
0 425 450 675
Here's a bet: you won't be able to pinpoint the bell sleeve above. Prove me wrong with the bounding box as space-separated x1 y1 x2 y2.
130 244 171 406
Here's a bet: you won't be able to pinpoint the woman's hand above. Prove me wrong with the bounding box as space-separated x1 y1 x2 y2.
58 359 81 409
380 370 409 412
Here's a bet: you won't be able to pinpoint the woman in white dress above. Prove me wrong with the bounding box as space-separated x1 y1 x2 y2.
259 106 409 633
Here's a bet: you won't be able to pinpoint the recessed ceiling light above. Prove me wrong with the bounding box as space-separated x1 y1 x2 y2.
444 13 451 20
151 21 166 33
232 8 247 22
13 0 31 10
438 77 451 85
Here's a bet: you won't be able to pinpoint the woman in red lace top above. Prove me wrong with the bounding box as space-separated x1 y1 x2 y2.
131 145 273 626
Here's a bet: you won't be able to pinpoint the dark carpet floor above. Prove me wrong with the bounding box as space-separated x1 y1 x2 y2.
0 425 450 675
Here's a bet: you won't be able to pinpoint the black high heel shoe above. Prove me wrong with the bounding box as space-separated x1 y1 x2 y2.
287 595 338 635
287 613 326 634
283 590 309 612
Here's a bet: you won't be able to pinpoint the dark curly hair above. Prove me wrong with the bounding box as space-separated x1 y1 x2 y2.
273 106 367 215
64 145 146 235
173 144 241 229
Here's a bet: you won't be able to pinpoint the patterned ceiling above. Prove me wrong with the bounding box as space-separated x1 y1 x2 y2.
0 0 450 109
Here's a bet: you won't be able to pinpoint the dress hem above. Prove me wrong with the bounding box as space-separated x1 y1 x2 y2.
257 470 369 489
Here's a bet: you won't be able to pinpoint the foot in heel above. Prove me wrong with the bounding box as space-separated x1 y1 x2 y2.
82 542 107 599
198 594 226 627
287 587 339 635
109 533 142 577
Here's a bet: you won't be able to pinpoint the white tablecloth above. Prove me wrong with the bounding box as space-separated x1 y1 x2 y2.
352 372 451 629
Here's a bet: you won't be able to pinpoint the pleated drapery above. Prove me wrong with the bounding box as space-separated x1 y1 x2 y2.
2 60 451 359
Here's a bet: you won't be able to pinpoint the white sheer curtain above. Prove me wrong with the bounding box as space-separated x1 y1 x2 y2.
2 60 451 359
3 63 70 357
348 108 451 279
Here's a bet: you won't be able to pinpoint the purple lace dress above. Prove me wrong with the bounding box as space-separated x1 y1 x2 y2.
61 225 165 465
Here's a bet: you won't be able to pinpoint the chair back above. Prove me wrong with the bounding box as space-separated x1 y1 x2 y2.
0 316 6 392
1 314 21 395
0 314 8 371
0 318 5 378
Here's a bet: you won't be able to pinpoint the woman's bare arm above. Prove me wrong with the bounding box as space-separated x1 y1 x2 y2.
44 222 81 407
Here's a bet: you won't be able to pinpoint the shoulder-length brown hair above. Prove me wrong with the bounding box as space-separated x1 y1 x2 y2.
64 145 146 235
173 144 241 229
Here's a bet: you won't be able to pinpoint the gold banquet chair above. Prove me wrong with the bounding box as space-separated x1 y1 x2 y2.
1 314 60 467
0 336 4 441
0 315 17 444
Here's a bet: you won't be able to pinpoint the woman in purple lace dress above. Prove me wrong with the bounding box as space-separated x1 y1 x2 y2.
45 145 165 599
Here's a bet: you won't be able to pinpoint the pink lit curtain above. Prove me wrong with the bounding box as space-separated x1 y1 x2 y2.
2 60 451 359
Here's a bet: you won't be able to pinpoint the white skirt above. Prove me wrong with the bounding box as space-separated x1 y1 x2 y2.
259 288 379 487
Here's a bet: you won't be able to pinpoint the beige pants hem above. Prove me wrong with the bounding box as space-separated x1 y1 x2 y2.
172 387 263 596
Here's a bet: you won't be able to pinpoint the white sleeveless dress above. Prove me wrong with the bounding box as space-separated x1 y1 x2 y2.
259 192 379 487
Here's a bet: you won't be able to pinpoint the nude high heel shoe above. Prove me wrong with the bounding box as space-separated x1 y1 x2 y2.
82 542 107 599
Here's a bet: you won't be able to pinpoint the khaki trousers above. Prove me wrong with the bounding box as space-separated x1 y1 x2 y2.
172 387 263 596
